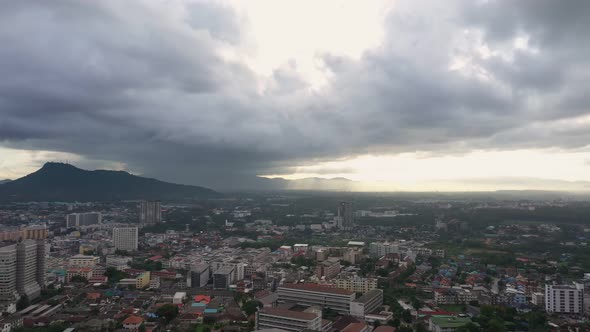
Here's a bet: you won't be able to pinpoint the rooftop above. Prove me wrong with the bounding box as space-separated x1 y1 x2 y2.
281 283 355 296
259 308 318 321
430 316 473 328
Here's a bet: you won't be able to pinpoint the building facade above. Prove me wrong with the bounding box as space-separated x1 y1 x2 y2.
113 227 138 252
337 202 354 230
350 289 383 318
277 283 355 314
140 201 161 225
545 283 584 314
256 307 322 332
16 240 41 299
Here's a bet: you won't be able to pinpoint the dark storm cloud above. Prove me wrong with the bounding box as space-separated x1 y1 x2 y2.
1 0 590 189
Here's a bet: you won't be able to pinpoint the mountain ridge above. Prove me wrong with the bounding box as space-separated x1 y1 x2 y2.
0 162 218 202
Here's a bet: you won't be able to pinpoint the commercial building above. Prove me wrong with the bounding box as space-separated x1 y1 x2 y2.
66 212 101 228
277 283 355 314
350 289 383 318
105 256 132 270
140 201 161 225
113 227 138 252
68 255 99 267
16 240 41 299
187 263 210 288
545 283 584 314
337 202 354 230
213 266 234 289
334 277 378 293
256 307 322 332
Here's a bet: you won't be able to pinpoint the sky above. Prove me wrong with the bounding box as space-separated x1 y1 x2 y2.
1 0 590 191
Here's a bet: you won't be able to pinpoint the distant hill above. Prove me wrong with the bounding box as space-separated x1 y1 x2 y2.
0 179 11 185
0 162 218 202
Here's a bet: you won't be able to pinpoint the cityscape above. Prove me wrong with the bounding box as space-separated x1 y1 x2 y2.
1 167 590 331
2 1 590 332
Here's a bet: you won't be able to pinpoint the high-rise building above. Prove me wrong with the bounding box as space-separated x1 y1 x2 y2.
337 202 354 230
113 227 138 252
16 240 41 299
187 263 210 288
66 212 101 228
545 283 584 314
369 242 399 258
139 201 161 225
0 245 18 311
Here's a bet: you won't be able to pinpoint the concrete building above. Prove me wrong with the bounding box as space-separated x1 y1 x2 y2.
213 266 234 289
315 258 341 280
105 256 132 270
16 240 41 299
337 202 354 230
334 277 378 293
350 289 383 318
277 283 355 314
187 263 210 288
545 283 584 314
140 201 161 225
68 255 99 267
531 292 544 306
0 245 18 312
113 227 138 252
256 307 322 332
369 242 399 258
66 212 101 228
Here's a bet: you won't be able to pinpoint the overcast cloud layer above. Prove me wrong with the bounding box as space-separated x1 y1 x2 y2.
1 0 590 189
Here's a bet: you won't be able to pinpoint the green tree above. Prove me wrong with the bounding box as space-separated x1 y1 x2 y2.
157 304 179 323
456 323 480 332
70 275 88 283
388 318 400 327
242 300 263 316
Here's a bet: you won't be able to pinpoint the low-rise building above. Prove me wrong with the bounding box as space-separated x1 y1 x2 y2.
277 283 355 314
256 307 322 332
350 289 383 318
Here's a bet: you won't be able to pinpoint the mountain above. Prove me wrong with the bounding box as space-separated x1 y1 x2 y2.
0 179 11 185
0 162 218 202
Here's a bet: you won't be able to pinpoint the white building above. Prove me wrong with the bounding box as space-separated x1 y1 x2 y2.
545 283 584 314
256 307 322 332
0 245 18 312
68 255 100 267
369 242 399 258
113 227 138 252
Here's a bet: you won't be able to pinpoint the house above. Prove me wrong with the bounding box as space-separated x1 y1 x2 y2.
122 315 144 330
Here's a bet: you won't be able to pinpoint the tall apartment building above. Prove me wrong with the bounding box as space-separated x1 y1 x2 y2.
256 307 322 332
350 289 383 318
0 245 18 312
334 277 378 293
66 212 101 228
337 202 354 230
369 242 399 258
545 283 584 314
113 227 138 252
277 283 355 314
139 201 161 225
16 240 41 299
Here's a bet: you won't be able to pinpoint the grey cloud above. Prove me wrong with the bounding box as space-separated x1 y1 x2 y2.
1 0 590 189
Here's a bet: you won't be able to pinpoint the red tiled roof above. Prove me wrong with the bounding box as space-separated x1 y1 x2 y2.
194 295 211 304
123 315 144 325
259 308 318 321
342 322 368 332
281 283 354 295
374 325 396 332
